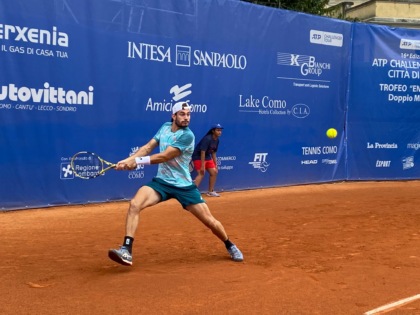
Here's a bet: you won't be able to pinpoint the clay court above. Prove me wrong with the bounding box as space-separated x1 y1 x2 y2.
1 181 419 314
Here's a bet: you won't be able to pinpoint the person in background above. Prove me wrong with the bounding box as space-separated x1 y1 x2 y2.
108 105 243 266
192 124 223 197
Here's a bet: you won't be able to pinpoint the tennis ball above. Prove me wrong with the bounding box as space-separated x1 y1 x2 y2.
326 128 338 139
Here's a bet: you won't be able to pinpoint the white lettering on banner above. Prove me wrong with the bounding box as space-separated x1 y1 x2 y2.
127 42 247 70
0 83 94 105
302 146 338 155
400 39 420 50
376 160 391 168
127 41 171 62
193 50 246 69
407 143 420 150
0 24 68 47
145 83 207 113
402 156 414 170
249 153 270 172
366 142 398 149
277 52 331 78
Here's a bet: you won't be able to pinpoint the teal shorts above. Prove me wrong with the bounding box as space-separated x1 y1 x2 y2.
146 177 205 209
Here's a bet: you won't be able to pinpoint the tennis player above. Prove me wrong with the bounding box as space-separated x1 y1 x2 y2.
108 102 243 266
192 123 223 197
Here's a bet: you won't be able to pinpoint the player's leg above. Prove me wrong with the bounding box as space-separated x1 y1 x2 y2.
108 186 161 266
186 202 243 262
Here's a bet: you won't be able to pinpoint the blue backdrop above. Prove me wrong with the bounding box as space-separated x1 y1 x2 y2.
0 0 419 210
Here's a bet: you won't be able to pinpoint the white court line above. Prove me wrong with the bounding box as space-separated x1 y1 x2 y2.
364 294 420 315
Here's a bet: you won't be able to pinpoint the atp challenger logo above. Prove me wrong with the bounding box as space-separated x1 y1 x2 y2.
277 52 331 77
249 153 270 172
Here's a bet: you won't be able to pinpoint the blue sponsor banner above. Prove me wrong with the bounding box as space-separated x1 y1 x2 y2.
1 0 405 211
347 23 420 179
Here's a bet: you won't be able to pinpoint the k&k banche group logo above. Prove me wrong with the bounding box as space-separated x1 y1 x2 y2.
277 52 331 78
127 41 247 70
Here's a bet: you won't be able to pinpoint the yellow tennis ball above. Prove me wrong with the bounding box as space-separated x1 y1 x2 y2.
326 128 337 139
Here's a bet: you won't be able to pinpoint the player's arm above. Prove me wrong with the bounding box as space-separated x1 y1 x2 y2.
116 139 158 170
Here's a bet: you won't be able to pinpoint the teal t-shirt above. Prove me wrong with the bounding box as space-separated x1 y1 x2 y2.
153 122 195 187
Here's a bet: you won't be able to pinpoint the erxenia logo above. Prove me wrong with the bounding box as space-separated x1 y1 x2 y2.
0 24 69 47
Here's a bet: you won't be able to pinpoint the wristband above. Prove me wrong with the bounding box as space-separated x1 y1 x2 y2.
135 156 151 166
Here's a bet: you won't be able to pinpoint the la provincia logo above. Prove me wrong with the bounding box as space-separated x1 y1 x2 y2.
145 83 207 114
127 41 247 70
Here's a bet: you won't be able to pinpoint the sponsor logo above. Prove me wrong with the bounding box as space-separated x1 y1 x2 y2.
0 24 69 47
176 45 191 67
291 104 310 118
367 142 398 149
310 30 343 47
322 159 337 164
128 41 247 70
376 160 391 168
238 94 288 115
277 52 331 77
400 39 420 50
217 156 236 171
145 83 208 113
249 153 270 172
0 82 94 113
60 163 74 179
407 143 420 150
302 146 337 155
402 156 414 170
301 159 318 165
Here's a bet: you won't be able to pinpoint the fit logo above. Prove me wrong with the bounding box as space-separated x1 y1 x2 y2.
249 153 270 172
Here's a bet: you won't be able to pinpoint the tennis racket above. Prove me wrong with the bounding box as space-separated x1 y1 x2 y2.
71 151 116 179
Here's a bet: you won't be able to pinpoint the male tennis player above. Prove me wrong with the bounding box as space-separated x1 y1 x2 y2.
108 102 243 266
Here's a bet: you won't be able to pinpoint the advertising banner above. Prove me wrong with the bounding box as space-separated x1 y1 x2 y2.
0 0 387 211
347 23 420 179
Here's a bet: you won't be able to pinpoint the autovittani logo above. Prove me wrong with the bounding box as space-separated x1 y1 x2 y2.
127 41 247 70
0 23 69 58
0 83 94 113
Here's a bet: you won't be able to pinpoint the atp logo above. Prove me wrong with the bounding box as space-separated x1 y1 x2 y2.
249 153 270 172
60 163 74 179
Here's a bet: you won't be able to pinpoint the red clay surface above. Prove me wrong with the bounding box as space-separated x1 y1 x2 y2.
1 181 420 314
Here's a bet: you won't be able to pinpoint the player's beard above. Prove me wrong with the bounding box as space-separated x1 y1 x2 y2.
174 117 189 129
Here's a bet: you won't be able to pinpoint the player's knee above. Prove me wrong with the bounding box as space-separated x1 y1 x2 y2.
129 199 142 213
